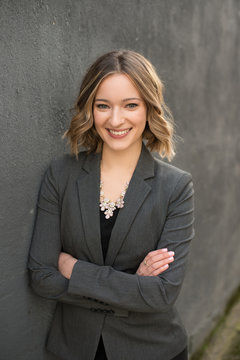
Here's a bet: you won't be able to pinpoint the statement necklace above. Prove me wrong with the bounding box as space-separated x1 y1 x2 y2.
100 180 129 219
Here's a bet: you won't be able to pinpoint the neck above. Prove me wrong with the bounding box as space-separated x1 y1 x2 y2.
100 141 143 173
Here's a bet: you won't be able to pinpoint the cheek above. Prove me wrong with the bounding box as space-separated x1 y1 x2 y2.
93 110 103 127
135 108 147 128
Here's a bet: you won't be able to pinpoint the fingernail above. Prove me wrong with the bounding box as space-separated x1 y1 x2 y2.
168 256 174 261
169 251 175 256
161 248 168 252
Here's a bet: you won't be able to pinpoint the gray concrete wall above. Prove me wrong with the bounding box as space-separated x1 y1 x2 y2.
0 0 239 358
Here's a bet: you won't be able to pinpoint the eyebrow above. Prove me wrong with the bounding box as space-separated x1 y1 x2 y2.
94 97 142 102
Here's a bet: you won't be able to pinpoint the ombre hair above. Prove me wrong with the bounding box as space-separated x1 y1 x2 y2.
64 50 176 161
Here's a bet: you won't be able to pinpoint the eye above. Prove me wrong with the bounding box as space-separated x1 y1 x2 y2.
96 104 109 109
126 103 138 109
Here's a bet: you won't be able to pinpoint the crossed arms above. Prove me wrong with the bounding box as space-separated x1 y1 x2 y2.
28 164 194 315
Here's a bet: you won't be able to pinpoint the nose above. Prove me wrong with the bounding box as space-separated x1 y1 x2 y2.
109 107 124 127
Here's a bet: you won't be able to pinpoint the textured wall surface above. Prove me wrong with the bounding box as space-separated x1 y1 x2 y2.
0 0 240 359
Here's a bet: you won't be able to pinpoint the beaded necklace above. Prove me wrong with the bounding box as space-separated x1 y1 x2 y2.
99 180 129 219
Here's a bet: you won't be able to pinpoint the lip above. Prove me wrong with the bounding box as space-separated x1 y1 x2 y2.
106 128 131 131
106 128 132 139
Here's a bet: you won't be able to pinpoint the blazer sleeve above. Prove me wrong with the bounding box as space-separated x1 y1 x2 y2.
67 172 195 313
28 163 128 317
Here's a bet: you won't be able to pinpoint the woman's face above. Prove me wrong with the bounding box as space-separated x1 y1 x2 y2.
93 73 147 154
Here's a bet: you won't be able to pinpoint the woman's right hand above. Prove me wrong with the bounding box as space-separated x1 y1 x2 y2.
136 248 175 276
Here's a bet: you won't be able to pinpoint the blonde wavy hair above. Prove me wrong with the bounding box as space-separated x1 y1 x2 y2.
64 49 176 161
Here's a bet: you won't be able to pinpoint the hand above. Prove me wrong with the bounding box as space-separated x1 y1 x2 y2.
136 248 175 276
58 252 78 279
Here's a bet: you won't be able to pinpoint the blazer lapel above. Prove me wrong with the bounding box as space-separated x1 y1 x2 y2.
105 143 155 266
76 142 155 267
77 151 104 265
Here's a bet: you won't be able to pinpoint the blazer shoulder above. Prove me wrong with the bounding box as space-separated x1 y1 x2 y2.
49 150 87 170
153 156 193 191
44 150 88 185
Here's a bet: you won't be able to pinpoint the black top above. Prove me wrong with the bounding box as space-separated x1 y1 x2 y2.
94 208 120 360
100 207 120 261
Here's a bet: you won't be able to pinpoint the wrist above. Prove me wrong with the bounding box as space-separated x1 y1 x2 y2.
67 258 78 279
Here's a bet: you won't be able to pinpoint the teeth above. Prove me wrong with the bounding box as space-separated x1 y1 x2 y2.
109 129 130 135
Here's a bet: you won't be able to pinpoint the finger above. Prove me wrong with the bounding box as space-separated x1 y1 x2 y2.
137 261 154 276
145 248 173 262
138 255 173 276
145 251 175 267
147 248 168 258
151 251 175 264
148 256 174 275
139 259 171 277
149 263 170 276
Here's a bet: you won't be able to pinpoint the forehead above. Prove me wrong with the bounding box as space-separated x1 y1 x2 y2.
96 73 141 98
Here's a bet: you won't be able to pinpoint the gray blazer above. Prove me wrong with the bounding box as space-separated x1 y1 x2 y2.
28 141 195 360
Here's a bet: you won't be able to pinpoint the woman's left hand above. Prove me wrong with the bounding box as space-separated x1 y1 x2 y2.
58 252 78 279
136 249 175 276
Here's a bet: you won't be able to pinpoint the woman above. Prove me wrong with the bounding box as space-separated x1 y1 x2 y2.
28 50 194 360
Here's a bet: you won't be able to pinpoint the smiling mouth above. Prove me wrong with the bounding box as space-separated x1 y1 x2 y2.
107 128 132 135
